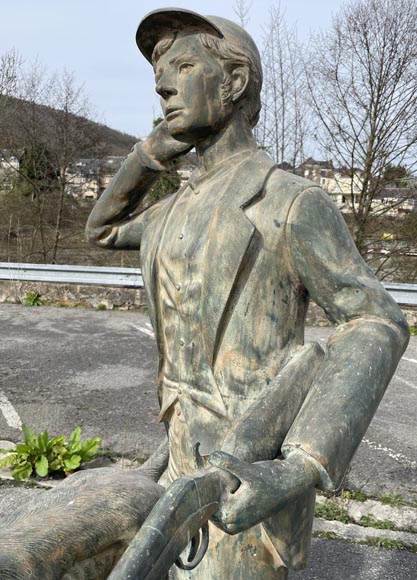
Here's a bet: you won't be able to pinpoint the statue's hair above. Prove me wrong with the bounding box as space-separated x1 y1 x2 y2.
152 33 262 128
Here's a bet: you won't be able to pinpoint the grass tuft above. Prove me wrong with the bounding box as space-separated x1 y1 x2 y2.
380 493 406 508
342 489 368 502
359 515 397 531
315 501 350 524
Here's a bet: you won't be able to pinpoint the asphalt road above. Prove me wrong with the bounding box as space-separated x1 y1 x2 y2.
1 304 417 579
0 304 416 503
288 538 417 580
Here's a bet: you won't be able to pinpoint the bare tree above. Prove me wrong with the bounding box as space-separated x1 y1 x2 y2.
0 49 20 91
256 5 310 167
0 49 22 182
45 70 101 262
0 49 21 119
233 0 253 28
1 59 103 263
307 0 417 266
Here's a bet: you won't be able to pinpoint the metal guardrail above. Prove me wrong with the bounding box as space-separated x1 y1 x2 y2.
383 284 417 307
0 262 143 289
0 262 417 305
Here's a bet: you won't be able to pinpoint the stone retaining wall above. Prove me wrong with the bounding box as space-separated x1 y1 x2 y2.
0 280 146 310
0 280 416 326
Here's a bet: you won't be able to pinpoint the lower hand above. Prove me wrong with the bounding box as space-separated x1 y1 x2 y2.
208 451 320 534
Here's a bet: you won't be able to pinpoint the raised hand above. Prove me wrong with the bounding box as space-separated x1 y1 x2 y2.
142 119 192 165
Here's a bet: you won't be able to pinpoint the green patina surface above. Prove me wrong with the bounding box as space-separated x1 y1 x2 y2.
0 8 410 580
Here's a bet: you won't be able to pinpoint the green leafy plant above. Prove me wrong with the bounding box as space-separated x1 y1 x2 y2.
366 537 407 551
342 489 368 502
0 425 101 481
362 537 417 553
359 515 397 531
23 291 43 306
315 500 351 524
380 493 406 508
410 326 417 336
313 531 338 541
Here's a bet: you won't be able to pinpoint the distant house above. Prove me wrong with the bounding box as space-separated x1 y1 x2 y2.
0 150 19 191
100 156 125 171
66 156 124 199
321 170 364 208
294 158 364 209
99 151 197 193
373 187 417 214
276 161 293 172
66 173 99 199
295 157 334 184
66 151 198 200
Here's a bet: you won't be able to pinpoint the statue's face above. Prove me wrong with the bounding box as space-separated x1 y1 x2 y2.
154 34 232 143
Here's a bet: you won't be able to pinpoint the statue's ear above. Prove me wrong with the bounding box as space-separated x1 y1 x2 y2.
230 65 250 103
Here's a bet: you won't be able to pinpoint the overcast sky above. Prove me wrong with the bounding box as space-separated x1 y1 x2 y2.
0 0 346 140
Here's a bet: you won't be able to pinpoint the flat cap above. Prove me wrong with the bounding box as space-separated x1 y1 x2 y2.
136 8 261 71
136 8 223 63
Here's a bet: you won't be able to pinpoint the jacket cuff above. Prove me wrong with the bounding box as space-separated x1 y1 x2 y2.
281 445 337 492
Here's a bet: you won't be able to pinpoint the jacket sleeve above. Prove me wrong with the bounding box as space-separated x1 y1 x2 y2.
85 142 166 250
281 186 410 490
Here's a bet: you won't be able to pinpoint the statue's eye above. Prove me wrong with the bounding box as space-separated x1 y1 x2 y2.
179 63 194 73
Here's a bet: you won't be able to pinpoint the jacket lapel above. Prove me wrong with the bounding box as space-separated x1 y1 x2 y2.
201 150 276 363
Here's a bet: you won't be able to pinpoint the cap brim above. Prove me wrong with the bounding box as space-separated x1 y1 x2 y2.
136 8 223 63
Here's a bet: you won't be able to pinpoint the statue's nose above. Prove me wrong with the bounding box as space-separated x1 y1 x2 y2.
155 82 177 100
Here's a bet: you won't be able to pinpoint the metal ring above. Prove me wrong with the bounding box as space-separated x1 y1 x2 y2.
175 523 209 570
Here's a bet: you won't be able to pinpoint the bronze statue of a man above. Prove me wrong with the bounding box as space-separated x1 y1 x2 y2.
86 8 410 579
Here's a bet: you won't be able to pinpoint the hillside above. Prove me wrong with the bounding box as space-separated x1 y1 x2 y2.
97 123 138 156
0 96 138 158
0 96 142 266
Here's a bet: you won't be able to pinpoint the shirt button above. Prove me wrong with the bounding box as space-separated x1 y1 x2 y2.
176 283 181 291
179 339 185 347
178 388 182 395
179 233 184 239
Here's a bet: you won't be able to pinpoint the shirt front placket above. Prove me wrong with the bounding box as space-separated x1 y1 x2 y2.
156 180 214 408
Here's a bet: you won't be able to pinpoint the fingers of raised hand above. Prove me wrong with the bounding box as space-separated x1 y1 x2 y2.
145 120 191 162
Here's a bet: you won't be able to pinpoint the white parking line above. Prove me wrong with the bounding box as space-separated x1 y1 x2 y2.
402 356 417 365
130 323 155 339
396 376 417 390
362 438 416 469
0 389 22 429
